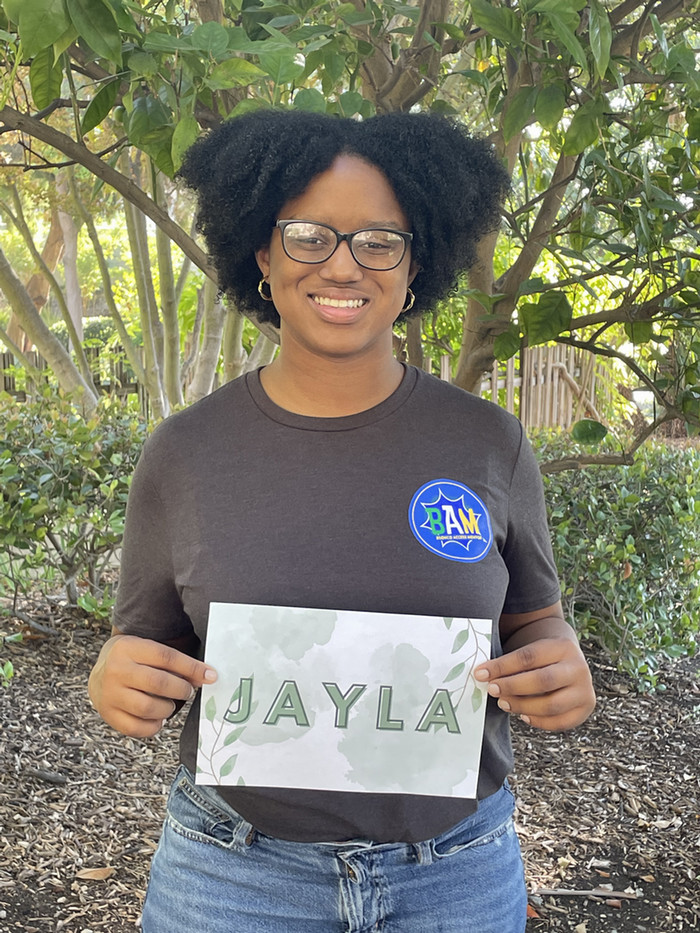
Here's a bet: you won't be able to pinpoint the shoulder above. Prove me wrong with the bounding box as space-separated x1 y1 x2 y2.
409 367 524 446
143 375 250 458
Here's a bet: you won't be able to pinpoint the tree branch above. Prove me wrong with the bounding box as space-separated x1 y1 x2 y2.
539 413 677 474
0 105 216 281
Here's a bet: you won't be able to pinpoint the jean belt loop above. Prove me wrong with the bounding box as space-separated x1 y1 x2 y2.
412 840 433 866
231 819 257 848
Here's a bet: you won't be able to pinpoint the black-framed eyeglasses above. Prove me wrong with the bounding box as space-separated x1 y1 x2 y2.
275 220 413 271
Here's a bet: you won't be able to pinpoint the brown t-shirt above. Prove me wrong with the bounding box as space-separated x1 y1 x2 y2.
114 366 561 843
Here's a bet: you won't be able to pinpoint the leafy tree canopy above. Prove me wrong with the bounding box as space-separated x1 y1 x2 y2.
0 0 698 454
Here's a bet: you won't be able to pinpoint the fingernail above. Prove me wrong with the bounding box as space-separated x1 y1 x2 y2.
474 670 489 681
188 686 196 701
520 714 531 725
487 683 501 697
203 668 218 683
498 699 511 712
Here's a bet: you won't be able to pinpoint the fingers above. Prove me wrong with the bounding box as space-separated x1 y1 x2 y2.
474 636 596 731
122 637 217 689
88 634 218 739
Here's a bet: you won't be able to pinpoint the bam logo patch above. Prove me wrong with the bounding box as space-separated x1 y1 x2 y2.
408 479 492 563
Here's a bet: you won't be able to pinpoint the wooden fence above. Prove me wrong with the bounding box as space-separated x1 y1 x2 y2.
2 344 606 429
1 348 149 413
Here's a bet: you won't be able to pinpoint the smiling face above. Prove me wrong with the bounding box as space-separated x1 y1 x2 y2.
255 154 417 368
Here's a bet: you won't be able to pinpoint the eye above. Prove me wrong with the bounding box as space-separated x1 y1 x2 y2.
355 231 402 247
286 223 333 251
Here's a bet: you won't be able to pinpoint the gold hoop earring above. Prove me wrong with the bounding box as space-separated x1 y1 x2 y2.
401 288 415 313
258 277 273 302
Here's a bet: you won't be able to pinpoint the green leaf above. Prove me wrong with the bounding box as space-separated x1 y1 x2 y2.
127 50 159 79
624 321 654 345
470 0 522 46
219 754 238 777
535 84 566 130
227 98 269 119
548 12 587 71
205 695 217 722
443 617 453 629
503 85 538 141
562 102 600 155
29 46 63 110
293 87 327 112
2 0 23 26
339 8 374 26
494 323 521 361
649 12 669 58
259 48 305 85
589 0 612 79
127 95 171 147
571 419 608 444
451 628 472 654
18 0 70 58
206 58 266 90
338 91 364 117
65 0 122 66
520 291 572 345
444 661 466 683
471 685 483 713
150 141 175 178
142 31 192 53
191 21 229 57
52 24 79 61
171 114 200 171
81 79 119 135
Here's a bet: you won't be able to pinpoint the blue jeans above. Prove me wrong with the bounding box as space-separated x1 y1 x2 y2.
141 765 526 932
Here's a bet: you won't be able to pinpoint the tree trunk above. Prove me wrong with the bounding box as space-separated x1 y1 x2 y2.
222 303 248 383
6 209 64 353
405 316 423 369
0 247 98 411
187 280 225 402
244 331 277 374
154 172 184 407
68 172 148 388
123 193 168 419
56 174 84 345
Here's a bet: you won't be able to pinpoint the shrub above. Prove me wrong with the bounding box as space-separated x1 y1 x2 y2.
0 390 147 616
533 433 700 689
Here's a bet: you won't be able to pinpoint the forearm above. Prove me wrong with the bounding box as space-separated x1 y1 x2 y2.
501 613 578 654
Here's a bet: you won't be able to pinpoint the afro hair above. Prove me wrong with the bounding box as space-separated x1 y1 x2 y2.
178 109 510 327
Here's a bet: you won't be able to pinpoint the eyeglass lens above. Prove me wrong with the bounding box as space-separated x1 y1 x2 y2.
280 222 407 270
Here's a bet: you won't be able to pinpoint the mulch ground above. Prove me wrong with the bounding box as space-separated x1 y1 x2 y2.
1 610 698 933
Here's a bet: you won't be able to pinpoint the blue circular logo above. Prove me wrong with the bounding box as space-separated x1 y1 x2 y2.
408 479 493 563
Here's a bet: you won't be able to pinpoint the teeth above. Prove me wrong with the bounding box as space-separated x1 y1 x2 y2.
312 296 365 308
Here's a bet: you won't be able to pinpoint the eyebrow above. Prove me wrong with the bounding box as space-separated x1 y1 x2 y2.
286 217 408 231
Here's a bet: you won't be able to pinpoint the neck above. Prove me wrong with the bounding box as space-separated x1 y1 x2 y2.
260 351 404 417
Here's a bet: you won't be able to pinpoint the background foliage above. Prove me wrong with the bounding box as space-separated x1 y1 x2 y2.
534 433 700 687
0 0 698 451
0 391 147 614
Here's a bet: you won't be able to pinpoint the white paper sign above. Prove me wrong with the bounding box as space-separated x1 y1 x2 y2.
197 603 491 798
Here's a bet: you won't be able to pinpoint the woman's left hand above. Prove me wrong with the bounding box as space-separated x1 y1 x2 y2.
474 602 596 732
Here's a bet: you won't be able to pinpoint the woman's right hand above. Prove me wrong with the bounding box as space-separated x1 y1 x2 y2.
88 632 217 738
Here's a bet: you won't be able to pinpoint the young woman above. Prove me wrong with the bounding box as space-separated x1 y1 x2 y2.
89 110 595 933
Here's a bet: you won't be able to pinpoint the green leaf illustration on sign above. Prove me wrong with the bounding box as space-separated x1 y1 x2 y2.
219 754 238 778
444 661 466 682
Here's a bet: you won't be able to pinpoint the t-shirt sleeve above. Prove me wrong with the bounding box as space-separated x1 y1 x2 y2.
500 425 561 615
112 440 193 641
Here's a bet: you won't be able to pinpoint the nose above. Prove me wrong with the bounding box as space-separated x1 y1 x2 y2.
318 240 363 281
